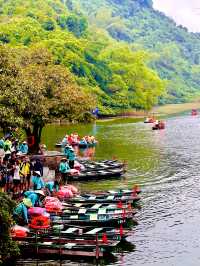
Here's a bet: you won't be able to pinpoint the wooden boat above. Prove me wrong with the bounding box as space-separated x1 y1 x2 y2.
66 193 140 205
50 211 133 227
152 121 165 130
49 224 132 240
191 109 198 116
18 241 116 258
67 160 126 181
50 205 136 224
94 187 141 196
69 167 125 181
144 118 155 123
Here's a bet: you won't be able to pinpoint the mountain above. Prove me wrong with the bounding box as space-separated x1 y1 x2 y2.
1 0 199 116
68 0 200 104
0 0 165 115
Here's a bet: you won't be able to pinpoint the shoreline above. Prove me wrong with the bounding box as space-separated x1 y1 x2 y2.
97 102 200 122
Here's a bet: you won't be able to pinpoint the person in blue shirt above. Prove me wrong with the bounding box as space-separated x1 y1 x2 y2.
61 135 68 147
19 141 29 154
59 158 71 184
31 171 45 190
24 190 45 207
63 145 71 158
13 198 32 225
68 148 76 169
45 181 59 196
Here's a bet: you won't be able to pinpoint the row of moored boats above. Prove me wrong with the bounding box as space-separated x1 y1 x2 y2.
12 186 141 260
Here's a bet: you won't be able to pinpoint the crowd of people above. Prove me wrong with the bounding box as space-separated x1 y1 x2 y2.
0 133 86 226
0 135 78 196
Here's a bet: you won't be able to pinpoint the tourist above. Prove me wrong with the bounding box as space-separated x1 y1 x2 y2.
0 138 5 163
59 158 71 184
4 138 12 160
12 160 21 194
13 198 32 225
32 158 43 177
31 171 45 190
19 156 31 190
61 135 68 147
19 141 29 155
64 144 71 158
45 180 59 196
68 147 76 169
24 190 45 207
0 160 7 192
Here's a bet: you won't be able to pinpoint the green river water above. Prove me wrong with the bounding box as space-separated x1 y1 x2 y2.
17 114 200 266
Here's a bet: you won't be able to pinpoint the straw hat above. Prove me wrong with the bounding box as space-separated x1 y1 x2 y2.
23 198 32 207
61 157 67 161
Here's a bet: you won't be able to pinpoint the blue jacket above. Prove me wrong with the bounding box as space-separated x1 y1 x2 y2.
31 176 45 190
14 203 28 224
68 150 75 161
59 161 71 174
64 147 70 157
20 143 28 154
45 181 59 192
24 191 40 206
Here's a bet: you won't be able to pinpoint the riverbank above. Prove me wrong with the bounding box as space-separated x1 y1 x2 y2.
153 102 200 116
97 102 200 123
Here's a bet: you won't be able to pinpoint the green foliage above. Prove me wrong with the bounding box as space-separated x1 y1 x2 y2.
0 193 19 263
0 0 167 118
42 19 55 31
0 45 94 150
72 0 200 104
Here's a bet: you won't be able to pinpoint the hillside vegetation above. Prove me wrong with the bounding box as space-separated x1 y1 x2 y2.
69 0 200 104
0 0 165 115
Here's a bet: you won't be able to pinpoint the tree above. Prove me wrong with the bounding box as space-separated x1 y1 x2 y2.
0 193 19 264
0 45 95 152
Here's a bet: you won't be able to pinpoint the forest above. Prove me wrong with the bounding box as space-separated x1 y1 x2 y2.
0 0 200 118
0 0 166 117
70 0 200 104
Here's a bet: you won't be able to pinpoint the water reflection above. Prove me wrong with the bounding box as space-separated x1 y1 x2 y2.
39 115 200 266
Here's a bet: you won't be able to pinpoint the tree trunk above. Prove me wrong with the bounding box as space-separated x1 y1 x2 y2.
25 124 44 154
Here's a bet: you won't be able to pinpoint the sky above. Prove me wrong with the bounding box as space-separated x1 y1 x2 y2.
153 0 200 32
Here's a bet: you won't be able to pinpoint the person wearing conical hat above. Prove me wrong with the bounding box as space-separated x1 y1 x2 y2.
19 141 29 155
24 190 45 207
31 171 45 190
68 147 76 169
13 198 32 225
59 158 71 184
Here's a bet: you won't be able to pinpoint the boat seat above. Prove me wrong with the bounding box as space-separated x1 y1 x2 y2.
114 210 122 214
74 203 83 207
70 215 79 219
40 242 53 246
88 196 96 200
85 228 103 235
52 224 64 230
98 208 107 214
64 243 76 249
91 204 102 209
108 190 118 194
61 228 79 234
78 209 87 214
89 214 98 220
63 209 71 214
106 195 114 200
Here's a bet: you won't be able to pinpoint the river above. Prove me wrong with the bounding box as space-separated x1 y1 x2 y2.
17 114 200 266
